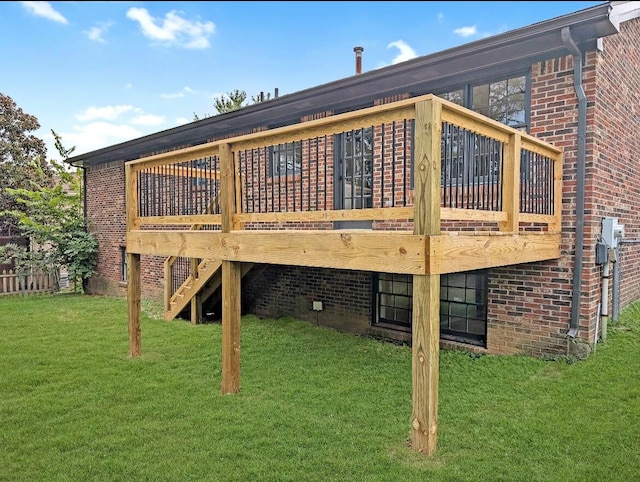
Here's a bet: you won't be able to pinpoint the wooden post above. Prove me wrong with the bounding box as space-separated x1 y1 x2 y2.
219 143 234 233
550 151 563 233
500 132 521 233
220 143 242 393
127 252 142 357
125 163 141 357
190 291 202 325
190 257 200 325
411 97 442 455
233 155 245 230
221 260 241 393
164 258 172 313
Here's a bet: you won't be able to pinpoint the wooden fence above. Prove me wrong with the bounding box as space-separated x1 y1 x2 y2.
0 269 57 295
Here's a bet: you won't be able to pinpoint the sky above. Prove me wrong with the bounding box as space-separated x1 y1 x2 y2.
1 1 603 162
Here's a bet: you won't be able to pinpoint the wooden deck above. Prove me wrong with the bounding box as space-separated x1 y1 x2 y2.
124 94 563 455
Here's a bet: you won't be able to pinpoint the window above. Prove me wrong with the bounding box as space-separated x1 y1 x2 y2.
438 74 529 130
440 270 487 346
472 77 526 129
376 273 412 328
373 270 488 347
338 128 374 209
120 246 127 283
440 124 503 187
437 75 527 191
270 141 302 177
440 89 464 106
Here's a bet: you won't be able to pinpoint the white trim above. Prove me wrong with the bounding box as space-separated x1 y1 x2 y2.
609 1 640 30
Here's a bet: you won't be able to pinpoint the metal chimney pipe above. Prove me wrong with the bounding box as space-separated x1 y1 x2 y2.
354 46 364 75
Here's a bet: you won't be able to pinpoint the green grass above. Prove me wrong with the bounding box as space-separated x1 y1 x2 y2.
1 294 639 481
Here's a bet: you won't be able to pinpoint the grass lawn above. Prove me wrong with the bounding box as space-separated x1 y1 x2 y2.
1 294 639 481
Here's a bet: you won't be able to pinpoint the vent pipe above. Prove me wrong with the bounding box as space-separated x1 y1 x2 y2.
354 46 364 75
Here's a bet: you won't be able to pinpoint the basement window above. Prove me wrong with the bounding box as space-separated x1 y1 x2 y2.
120 246 127 283
373 270 488 347
440 270 487 346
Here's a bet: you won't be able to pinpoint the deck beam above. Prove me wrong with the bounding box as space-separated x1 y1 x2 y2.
127 230 559 275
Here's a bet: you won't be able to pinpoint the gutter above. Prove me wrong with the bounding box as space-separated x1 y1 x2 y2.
561 26 587 339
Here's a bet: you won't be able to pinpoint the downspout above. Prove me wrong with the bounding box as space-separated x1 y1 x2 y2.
82 167 87 220
561 26 587 338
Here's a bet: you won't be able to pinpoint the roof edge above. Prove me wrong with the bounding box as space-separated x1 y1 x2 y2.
67 2 617 168
609 1 640 29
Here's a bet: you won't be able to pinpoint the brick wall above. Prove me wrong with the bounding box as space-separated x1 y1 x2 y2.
594 17 640 312
484 51 599 356
85 160 164 301
243 265 372 334
83 20 640 357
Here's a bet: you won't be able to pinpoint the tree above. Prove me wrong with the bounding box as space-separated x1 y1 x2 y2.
250 91 272 104
213 89 248 114
193 88 276 120
0 93 54 235
0 130 98 292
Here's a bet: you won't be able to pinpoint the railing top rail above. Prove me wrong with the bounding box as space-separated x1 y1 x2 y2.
127 92 561 170
437 96 562 156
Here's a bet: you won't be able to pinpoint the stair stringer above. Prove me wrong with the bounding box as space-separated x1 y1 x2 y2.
164 259 222 321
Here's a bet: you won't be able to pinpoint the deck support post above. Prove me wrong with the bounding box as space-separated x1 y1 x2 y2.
125 162 141 358
190 257 201 324
411 99 442 455
219 142 242 393
190 291 202 325
127 252 141 357
221 260 241 393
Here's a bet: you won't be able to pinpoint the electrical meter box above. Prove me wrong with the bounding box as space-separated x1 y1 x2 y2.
602 217 625 248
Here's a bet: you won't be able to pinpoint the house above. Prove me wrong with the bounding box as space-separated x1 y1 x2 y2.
67 1 640 453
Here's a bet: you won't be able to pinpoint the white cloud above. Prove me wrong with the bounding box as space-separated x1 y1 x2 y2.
175 117 190 125
124 83 133 90
453 26 477 38
126 7 215 49
437 12 444 22
60 122 143 156
387 40 418 65
130 114 166 126
75 105 134 122
162 86 219 100
85 21 113 43
20 1 68 24
161 91 185 99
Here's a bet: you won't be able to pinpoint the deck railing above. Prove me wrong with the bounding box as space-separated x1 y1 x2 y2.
126 94 562 235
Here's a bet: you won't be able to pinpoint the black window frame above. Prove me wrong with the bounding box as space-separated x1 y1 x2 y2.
372 270 489 348
439 270 488 347
270 141 302 177
120 246 127 283
334 127 375 210
436 72 530 188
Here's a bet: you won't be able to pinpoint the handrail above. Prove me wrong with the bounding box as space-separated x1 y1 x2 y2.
164 194 220 309
126 95 562 236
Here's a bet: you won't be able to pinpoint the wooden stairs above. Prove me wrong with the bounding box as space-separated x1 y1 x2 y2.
165 259 222 321
164 259 257 322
